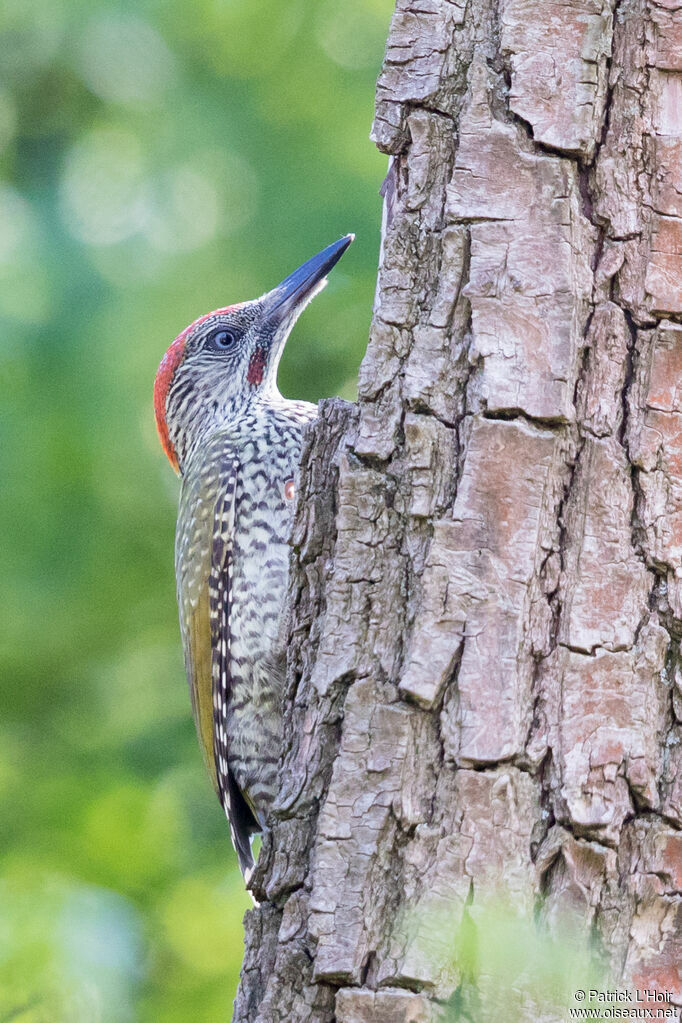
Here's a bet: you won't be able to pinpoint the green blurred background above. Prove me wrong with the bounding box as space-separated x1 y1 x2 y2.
0 1 392 1019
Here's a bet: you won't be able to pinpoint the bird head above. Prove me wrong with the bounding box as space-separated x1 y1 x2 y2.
154 234 354 475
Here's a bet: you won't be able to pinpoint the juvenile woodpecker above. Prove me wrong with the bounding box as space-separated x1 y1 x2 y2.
154 235 353 878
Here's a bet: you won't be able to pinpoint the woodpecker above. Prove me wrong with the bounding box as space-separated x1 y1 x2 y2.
154 235 354 879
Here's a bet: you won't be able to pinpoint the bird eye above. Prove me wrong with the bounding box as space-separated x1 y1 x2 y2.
208 328 236 350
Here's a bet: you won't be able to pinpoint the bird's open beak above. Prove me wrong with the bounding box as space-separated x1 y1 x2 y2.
264 234 354 326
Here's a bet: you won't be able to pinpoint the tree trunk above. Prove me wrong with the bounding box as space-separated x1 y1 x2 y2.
233 2 682 1020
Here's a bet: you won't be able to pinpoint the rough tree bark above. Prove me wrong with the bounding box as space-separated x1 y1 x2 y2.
233 2 682 1021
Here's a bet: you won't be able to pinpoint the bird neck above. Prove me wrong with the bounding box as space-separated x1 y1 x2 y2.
175 384 283 475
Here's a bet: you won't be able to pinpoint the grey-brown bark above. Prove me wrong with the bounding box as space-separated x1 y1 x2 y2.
233 2 682 1021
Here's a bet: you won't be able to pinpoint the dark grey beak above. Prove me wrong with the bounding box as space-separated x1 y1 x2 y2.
264 234 354 324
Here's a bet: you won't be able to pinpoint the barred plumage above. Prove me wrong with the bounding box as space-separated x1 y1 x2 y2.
154 236 353 880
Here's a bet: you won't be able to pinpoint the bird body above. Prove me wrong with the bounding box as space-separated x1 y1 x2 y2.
175 401 315 870
154 236 353 878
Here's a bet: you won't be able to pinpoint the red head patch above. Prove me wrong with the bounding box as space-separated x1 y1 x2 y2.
153 305 243 473
154 332 187 473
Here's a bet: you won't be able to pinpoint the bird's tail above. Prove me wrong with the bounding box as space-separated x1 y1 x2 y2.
224 769 259 879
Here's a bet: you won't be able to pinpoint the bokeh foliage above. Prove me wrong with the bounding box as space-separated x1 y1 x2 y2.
409 898 608 1023
0 0 393 1018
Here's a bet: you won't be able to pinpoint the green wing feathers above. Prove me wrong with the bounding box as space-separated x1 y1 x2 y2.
176 449 258 877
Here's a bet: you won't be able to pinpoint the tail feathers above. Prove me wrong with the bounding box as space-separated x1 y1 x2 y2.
224 769 260 879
